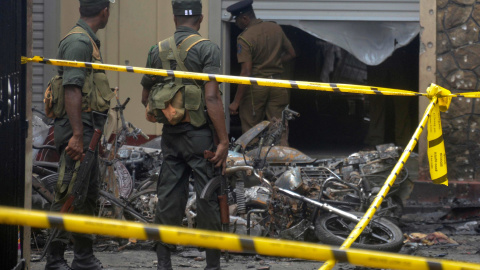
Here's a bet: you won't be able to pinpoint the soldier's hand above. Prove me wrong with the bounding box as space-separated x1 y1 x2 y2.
208 142 228 175
229 102 239 115
65 134 84 161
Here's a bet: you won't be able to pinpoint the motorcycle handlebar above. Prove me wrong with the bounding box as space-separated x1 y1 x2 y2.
284 107 300 117
127 122 150 140
121 97 130 109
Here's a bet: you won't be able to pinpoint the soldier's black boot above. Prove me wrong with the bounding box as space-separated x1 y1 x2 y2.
204 249 221 270
45 241 72 270
71 237 103 270
156 244 173 270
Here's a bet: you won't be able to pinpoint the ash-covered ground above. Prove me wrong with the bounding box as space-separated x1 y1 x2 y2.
30 218 480 270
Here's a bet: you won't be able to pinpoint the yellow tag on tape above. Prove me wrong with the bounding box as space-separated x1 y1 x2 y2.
427 102 448 186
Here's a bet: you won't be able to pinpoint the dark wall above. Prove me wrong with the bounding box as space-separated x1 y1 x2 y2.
0 0 27 268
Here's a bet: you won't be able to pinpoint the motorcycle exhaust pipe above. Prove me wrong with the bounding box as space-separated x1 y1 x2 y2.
275 187 361 223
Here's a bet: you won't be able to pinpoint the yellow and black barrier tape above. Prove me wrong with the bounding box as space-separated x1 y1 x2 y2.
20 56 478 269
22 56 480 99
22 56 425 97
426 84 451 186
319 85 449 270
1 205 480 270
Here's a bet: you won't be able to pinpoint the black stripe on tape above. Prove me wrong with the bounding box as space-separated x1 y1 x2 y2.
208 74 217 81
250 79 258 85
419 125 424 130
428 135 444 148
126 66 134 73
167 70 175 77
85 62 93 68
239 238 256 253
290 81 299 89
432 174 448 185
48 216 65 230
427 261 443 270
401 161 405 165
144 227 161 241
330 83 341 93
416 93 423 96
371 87 383 95
40 58 50 64
332 249 349 263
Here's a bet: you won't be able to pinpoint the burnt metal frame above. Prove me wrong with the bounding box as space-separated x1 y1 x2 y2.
0 0 27 269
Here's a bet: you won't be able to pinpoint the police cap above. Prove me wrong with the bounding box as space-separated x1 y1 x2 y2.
226 0 253 19
172 0 202 16
79 0 115 7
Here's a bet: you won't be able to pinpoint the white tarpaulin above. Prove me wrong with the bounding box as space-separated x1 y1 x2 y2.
274 20 419 66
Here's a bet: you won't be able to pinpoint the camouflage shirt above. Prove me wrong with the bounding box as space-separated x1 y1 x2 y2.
141 26 221 89
57 19 105 88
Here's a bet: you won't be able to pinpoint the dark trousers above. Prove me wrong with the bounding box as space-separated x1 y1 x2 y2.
364 95 413 148
239 84 290 146
50 116 101 243
155 123 221 233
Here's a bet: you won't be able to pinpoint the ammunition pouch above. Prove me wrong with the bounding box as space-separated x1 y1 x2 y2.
147 82 206 127
44 26 114 119
44 71 113 119
146 34 208 127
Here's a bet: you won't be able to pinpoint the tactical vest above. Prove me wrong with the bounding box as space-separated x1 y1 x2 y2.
44 26 114 119
147 34 208 127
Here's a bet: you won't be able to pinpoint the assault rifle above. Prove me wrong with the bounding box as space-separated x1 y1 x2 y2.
201 150 229 261
33 112 106 262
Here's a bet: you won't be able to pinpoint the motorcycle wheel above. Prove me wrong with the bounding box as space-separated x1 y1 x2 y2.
40 173 59 195
314 211 404 252
98 189 153 223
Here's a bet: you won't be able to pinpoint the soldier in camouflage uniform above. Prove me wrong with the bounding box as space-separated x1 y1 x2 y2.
227 0 296 145
46 0 115 269
140 0 228 269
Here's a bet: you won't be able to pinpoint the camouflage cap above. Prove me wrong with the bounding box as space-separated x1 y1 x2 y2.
172 0 202 16
79 0 115 7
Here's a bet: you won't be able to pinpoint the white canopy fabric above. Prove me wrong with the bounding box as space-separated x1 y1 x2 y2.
276 20 420 66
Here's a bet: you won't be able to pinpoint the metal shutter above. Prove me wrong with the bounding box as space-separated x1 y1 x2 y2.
32 0 44 111
221 0 419 22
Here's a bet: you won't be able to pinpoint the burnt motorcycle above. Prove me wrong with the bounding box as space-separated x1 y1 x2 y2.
30 90 161 224
198 106 405 252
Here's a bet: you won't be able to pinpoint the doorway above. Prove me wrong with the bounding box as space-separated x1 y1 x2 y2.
228 23 419 157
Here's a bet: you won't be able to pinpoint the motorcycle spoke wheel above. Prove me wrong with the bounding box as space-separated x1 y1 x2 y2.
314 211 404 252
